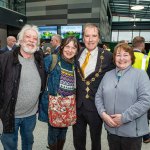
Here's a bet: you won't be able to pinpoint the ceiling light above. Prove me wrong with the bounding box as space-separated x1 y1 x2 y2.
130 18 140 21
131 5 144 10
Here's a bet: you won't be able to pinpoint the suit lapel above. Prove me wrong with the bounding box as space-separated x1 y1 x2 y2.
95 48 103 72
86 48 104 79
76 47 104 79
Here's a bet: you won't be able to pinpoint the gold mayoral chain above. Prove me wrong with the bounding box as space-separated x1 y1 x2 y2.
77 50 105 99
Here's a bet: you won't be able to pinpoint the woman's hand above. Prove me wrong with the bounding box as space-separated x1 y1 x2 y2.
101 112 118 127
111 114 123 127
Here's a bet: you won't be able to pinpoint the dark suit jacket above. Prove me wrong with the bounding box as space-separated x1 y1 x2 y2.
75 47 115 111
52 46 60 54
0 46 9 54
0 45 16 54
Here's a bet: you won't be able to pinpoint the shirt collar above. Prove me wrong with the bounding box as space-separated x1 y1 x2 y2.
56 45 60 49
7 45 12 50
133 49 141 52
85 47 98 56
116 65 132 76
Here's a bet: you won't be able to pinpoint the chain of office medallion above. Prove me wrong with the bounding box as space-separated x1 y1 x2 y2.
77 50 105 99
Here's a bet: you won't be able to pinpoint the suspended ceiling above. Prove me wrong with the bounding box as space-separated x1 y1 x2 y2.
109 0 150 19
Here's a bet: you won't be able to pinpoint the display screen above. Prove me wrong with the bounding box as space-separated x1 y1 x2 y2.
38 26 57 39
60 25 82 40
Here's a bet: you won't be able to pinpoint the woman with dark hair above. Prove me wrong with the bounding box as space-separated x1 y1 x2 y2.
95 43 150 150
38 36 80 150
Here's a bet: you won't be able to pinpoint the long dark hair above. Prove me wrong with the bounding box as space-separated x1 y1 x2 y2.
60 36 80 54
59 36 81 63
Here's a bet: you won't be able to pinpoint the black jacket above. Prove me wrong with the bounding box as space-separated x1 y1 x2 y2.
0 47 45 133
75 47 115 111
0 44 17 54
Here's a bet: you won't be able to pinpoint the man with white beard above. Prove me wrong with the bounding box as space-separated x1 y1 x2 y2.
0 24 45 150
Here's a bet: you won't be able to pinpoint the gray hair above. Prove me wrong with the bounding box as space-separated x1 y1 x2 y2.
52 34 62 44
7 36 16 42
17 24 40 46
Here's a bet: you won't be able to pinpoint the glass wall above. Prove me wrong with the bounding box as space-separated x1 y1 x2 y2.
0 0 26 15
111 30 118 42
112 15 150 22
111 16 150 43
111 30 150 43
140 30 150 42
0 0 8 7
118 30 132 42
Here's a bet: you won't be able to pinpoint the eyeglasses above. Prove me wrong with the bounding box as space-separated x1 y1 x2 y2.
64 45 77 50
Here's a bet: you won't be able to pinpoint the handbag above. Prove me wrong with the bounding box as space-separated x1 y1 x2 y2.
48 94 76 127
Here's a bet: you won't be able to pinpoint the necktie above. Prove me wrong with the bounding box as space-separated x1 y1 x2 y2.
81 51 91 77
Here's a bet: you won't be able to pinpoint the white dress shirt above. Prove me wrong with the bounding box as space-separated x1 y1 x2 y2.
79 47 98 78
7 45 12 51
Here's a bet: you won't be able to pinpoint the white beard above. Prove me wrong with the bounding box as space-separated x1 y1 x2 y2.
22 42 37 54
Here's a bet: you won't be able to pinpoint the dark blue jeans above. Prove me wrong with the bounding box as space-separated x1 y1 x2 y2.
1 115 36 150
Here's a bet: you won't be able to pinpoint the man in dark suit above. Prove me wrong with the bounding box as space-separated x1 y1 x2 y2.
0 36 16 53
73 23 115 150
50 34 62 54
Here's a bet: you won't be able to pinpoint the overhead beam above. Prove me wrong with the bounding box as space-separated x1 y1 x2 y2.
112 21 150 30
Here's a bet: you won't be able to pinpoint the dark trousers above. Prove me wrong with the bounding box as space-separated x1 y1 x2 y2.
73 106 103 150
143 112 150 141
107 132 142 150
48 123 67 145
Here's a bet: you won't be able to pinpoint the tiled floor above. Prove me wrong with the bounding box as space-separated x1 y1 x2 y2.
0 120 150 150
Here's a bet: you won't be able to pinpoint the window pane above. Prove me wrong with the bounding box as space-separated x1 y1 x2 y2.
140 30 150 42
111 30 118 42
112 16 119 22
118 30 132 43
132 30 140 41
